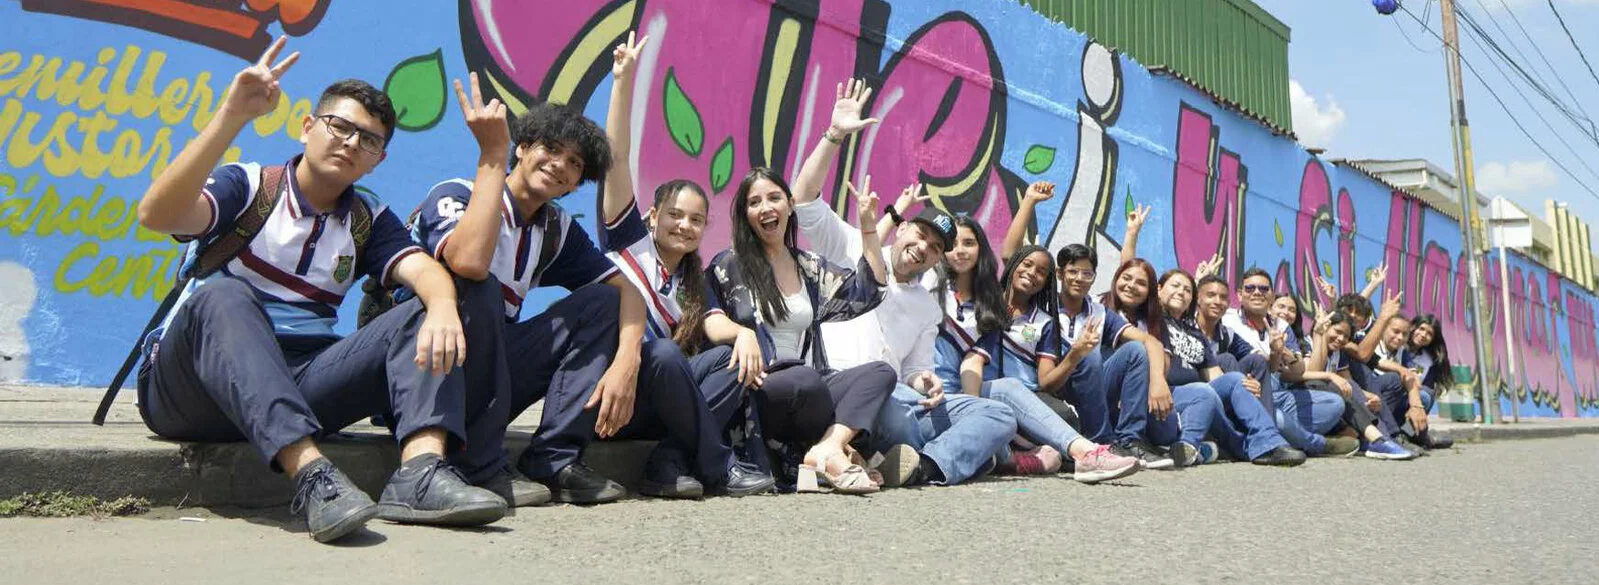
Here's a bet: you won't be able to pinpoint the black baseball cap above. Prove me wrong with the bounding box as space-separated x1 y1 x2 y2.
908 212 956 250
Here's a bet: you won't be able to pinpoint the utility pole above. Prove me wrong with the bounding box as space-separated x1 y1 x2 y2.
1440 0 1501 424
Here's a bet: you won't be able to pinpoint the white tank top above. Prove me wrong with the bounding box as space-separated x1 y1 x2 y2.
768 285 814 362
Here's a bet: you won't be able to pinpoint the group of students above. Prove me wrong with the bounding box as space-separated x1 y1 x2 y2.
127 36 1458 545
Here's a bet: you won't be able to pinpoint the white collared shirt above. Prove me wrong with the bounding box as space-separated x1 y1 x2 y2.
795 198 937 384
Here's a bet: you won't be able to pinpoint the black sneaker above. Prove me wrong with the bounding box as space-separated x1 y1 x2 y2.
474 466 552 509
639 447 704 499
706 464 777 497
545 463 627 504
1113 439 1175 470
1250 445 1308 467
376 454 508 526
1393 434 1430 457
1412 431 1455 450
290 458 378 544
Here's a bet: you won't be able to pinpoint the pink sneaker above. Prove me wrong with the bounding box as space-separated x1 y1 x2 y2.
1071 444 1141 484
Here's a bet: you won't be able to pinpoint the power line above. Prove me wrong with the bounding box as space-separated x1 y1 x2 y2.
1547 0 1599 94
1397 2 1599 202
1481 0 1597 135
1392 0 1440 53
1455 5 1599 186
1495 0 1595 132
1456 4 1598 145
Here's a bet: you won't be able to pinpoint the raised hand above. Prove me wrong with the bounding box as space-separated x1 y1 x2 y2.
1195 253 1223 280
829 78 881 136
1312 302 1334 336
1368 262 1388 287
847 175 881 229
1024 181 1056 205
1126 203 1152 233
611 30 648 79
221 37 299 123
452 72 509 156
893 182 932 216
1317 276 1338 301
1379 290 1403 319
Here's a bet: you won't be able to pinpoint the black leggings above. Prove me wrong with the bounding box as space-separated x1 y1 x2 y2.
753 362 896 446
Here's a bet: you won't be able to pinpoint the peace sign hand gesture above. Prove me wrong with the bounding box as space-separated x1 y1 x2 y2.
893 182 931 216
612 31 649 80
221 37 299 123
1126 203 1153 233
847 175 881 229
452 72 509 157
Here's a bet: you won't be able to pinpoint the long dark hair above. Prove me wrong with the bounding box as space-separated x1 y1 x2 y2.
940 216 1008 336
1103 258 1164 342
1409 314 1455 387
1277 297 1307 342
730 167 799 325
1001 245 1060 319
652 179 710 354
1157 269 1197 322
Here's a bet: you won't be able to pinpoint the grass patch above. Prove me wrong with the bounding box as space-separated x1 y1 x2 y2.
0 492 150 518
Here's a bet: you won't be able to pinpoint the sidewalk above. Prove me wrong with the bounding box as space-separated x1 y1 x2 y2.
4 384 1597 508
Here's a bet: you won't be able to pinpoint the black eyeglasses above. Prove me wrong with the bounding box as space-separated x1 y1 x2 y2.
318 114 387 155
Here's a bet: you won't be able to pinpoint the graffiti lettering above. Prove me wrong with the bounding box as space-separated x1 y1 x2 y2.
21 0 332 60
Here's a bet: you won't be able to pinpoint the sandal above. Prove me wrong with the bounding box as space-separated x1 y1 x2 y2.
798 451 879 495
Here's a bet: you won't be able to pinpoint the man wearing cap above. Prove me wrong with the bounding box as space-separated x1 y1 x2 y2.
793 182 1017 488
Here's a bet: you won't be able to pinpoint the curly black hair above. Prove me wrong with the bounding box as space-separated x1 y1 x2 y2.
317 79 397 140
509 102 612 185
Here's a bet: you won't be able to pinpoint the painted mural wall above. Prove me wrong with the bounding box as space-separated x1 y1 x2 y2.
0 0 1594 417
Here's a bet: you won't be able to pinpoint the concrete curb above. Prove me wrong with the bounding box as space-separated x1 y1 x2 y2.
0 432 659 509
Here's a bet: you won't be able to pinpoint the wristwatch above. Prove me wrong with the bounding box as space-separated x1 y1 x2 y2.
882 204 904 226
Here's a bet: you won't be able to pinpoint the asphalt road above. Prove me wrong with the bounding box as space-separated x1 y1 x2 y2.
4 436 1597 585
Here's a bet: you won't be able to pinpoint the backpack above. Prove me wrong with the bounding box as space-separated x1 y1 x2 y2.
355 201 566 327
93 166 372 424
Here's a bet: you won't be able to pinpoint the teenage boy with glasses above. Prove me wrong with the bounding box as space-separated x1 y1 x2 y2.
133 39 508 543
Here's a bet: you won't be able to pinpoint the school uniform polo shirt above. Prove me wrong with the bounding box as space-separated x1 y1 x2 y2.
597 199 682 341
1221 309 1301 356
1058 296 1131 353
153 157 422 348
974 306 1061 390
413 179 619 320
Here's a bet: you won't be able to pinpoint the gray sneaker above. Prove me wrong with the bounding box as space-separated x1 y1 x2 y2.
290 458 378 543
376 454 507 526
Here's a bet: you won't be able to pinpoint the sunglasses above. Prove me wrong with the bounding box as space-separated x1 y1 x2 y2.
1241 284 1272 294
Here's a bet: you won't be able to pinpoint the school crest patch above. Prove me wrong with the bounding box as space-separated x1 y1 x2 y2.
333 255 354 284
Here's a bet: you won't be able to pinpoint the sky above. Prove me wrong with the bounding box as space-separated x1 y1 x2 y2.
1255 0 1599 241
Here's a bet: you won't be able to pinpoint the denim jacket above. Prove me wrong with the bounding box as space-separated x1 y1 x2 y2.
705 248 885 372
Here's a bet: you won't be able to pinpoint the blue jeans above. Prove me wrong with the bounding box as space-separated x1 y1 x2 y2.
981 378 1085 455
1146 381 1218 449
1272 383 1346 455
1206 372 1291 460
1064 343 1151 445
872 384 1017 485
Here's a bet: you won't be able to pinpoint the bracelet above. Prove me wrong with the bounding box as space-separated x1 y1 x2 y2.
882 204 904 226
822 126 843 145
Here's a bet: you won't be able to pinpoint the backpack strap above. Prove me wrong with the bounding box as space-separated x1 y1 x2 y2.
94 165 287 425
527 206 565 286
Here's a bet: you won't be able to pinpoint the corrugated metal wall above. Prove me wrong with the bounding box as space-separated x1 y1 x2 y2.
1017 0 1293 133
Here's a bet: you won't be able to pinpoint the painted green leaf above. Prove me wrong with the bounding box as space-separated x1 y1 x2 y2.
1124 190 1134 218
662 68 704 157
1273 219 1284 246
384 49 447 132
1321 261 1334 278
709 137 735 193
1023 145 1056 174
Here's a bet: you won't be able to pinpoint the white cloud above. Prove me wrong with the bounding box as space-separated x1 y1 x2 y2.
1290 80 1346 149
1475 160 1560 194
